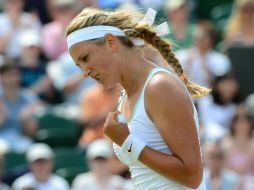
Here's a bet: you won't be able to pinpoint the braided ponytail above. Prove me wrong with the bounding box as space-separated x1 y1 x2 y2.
66 7 210 98
127 25 210 98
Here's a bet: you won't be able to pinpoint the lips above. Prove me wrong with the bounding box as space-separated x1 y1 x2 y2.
94 73 100 81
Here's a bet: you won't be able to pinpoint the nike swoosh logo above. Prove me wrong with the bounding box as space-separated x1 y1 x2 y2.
127 144 133 152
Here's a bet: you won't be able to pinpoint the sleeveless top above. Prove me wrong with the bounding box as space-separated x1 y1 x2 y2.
113 67 207 190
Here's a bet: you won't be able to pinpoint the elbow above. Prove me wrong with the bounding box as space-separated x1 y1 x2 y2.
184 165 203 189
164 161 203 188
186 176 203 189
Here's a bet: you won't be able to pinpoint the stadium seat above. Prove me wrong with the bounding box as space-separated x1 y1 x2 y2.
34 127 79 147
210 3 233 40
53 147 89 184
55 166 87 185
36 107 79 130
196 0 234 19
34 105 82 147
3 151 27 177
227 47 254 97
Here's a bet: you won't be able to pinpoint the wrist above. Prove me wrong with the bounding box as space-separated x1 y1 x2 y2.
121 134 146 162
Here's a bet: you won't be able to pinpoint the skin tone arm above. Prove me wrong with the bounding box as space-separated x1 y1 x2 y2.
140 72 203 188
104 72 203 189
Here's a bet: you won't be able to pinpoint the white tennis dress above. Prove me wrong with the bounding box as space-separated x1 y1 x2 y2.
113 67 207 190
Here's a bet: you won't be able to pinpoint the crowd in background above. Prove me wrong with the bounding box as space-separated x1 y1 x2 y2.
0 0 254 189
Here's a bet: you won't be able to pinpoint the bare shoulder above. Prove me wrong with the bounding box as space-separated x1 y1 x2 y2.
144 71 192 116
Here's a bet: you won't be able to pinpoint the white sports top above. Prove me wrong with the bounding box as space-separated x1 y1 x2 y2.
113 67 207 190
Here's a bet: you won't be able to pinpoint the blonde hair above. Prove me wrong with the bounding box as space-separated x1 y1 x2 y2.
66 7 210 99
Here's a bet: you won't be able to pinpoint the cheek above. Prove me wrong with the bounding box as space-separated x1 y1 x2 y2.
96 57 114 74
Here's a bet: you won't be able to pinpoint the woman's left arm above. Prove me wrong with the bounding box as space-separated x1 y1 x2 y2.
139 73 203 188
103 72 203 188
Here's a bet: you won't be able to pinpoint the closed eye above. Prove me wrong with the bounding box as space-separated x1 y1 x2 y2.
79 54 89 63
76 53 89 69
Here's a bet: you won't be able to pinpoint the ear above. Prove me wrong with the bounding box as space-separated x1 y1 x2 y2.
104 33 119 52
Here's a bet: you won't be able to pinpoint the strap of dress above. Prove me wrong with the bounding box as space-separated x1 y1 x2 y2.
117 89 126 112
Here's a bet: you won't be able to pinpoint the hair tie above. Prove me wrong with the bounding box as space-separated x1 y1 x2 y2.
130 8 170 46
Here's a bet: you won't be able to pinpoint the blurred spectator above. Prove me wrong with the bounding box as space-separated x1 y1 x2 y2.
234 175 254 190
78 115 106 148
17 29 52 101
224 0 254 47
42 0 77 60
12 143 69 190
0 61 40 152
163 0 195 51
80 84 118 122
221 112 254 176
199 72 242 140
24 0 51 24
75 0 97 12
78 84 118 147
47 52 95 105
176 20 231 88
0 0 41 59
72 138 134 190
202 141 239 190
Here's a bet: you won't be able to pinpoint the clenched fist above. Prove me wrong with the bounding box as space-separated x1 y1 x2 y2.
103 111 130 146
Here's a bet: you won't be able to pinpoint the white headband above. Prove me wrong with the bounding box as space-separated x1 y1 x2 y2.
66 8 170 49
67 25 126 49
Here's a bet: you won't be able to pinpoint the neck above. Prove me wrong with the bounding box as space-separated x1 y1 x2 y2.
94 171 110 181
120 51 145 97
35 175 49 182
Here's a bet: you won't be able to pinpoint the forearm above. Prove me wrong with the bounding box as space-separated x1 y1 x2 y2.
138 146 203 188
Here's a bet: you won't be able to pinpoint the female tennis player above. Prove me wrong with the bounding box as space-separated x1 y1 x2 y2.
66 7 208 190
